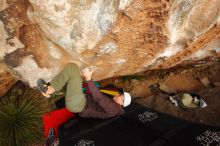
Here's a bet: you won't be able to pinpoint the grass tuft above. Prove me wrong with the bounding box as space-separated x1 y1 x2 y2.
0 82 50 146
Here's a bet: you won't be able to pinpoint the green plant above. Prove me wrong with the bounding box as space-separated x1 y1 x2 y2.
0 84 50 146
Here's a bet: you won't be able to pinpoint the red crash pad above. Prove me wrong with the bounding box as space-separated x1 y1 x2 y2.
43 108 75 137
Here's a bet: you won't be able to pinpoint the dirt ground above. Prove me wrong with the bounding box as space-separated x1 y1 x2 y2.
100 60 220 127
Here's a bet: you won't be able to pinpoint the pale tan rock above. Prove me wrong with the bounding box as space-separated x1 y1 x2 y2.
159 83 177 94
0 0 8 11
163 75 205 92
0 63 18 96
29 0 121 54
0 20 24 60
0 0 220 94
200 77 211 88
129 79 156 98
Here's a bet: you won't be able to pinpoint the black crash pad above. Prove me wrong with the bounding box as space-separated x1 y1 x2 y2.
58 102 220 146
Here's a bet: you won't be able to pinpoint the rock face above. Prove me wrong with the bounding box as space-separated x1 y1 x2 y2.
0 0 220 93
0 63 18 96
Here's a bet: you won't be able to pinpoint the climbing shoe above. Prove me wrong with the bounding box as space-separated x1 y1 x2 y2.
37 79 49 93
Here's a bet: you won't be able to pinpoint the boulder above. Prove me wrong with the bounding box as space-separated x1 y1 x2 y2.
0 0 220 92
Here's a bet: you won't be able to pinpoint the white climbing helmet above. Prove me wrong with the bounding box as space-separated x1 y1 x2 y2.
123 92 131 107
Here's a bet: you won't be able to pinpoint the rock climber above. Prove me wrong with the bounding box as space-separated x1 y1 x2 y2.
37 63 131 119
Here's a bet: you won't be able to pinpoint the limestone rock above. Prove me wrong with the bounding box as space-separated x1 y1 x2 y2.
200 77 212 88
0 0 220 92
0 63 18 96
29 0 120 54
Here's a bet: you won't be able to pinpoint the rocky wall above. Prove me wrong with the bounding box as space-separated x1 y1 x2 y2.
0 0 220 94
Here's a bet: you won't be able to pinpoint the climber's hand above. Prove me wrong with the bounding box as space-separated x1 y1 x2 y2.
82 67 94 81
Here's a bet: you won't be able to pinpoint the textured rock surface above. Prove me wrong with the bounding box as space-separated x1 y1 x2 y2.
0 63 18 96
0 0 220 94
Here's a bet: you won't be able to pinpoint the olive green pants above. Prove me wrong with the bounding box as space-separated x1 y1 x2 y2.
50 63 86 113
